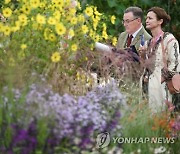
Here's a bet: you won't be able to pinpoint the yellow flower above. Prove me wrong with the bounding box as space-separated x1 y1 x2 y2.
51 0 56 4
47 17 56 25
111 15 116 24
53 11 61 21
81 25 88 34
69 29 74 37
55 23 66 36
69 8 76 16
21 5 31 15
71 44 77 51
93 7 102 17
36 14 46 24
94 8 102 16
18 14 27 21
93 19 98 30
15 20 21 26
94 34 100 42
92 15 100 22
49 33 56 42
64 0 70 5
5 0 11 4
71 17 77 25
102 23 107 30
77 14 85 23
3 26 11 36
51 52 61 63
85 57 88 61
44 28 51 40
21 20 28 26
57 0 64 6
40 2 46 8
12 26 20 32
112 37 117 46
2 8 12 18
77 2 81 10
0 23 3 32
76 72 80 80
22 0 28 3
21 44 27 49
102 30 108 40
84 7 93 17
52 0 64 7
81 74 86 82
18 14 28 26
30 0 40 8
89 29 95 38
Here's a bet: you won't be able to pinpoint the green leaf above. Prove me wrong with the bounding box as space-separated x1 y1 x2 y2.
115 5 126 15
4 126 13 147
107 0 117 8
37 118 48 147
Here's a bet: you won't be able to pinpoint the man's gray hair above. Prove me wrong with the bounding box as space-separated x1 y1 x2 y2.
124 7 143 21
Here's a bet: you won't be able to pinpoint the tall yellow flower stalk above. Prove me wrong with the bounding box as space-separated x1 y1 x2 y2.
0 0 116 69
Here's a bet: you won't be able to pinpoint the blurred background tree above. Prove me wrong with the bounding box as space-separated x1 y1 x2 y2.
80 0 180 42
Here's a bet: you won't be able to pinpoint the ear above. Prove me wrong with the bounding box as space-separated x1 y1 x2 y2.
158 19 163 25
137 18 141 23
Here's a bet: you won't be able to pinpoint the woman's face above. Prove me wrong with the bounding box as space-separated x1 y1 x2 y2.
146 11 163 30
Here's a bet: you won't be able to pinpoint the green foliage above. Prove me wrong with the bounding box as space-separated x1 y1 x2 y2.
37 118 48 148
80 0 180 42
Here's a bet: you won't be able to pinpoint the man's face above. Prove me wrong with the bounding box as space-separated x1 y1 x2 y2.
123 12 141 35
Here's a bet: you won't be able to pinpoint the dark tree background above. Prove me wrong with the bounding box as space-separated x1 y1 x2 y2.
0 0 179 42
80 0 180 43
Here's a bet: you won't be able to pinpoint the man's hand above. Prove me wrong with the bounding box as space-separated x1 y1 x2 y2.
139 46 147 59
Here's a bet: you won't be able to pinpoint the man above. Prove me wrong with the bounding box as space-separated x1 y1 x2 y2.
117 7 151 51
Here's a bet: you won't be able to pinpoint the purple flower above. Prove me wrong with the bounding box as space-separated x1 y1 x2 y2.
9 121 37 153
80 125 94 135
79 137 92 149
172 121 180 131
2 78 126 151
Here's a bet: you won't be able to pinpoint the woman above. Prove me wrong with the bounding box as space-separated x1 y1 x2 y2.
139 7 180 112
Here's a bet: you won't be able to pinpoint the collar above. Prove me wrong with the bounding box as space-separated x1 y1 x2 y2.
131 25 143 39
151 31 164 46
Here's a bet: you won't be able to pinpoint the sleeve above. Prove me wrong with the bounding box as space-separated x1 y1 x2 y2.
116 33 122 49
166 37 180 72
161 35 180 81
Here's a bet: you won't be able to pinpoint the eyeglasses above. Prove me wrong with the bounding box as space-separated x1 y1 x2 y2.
122 18 138 24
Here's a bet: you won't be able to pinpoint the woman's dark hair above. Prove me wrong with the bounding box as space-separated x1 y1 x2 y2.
147 7 171 27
